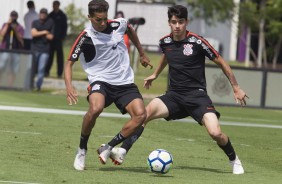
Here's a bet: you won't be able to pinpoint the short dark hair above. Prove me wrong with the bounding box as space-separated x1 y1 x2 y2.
53 1 60 6
88 0 109 16
168 5 188 21
27 1 35 9
40 8 48 14
10 10 18 17
115 11 124 18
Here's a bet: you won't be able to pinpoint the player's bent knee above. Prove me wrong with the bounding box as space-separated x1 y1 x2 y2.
145 106 155 120
133 110 147 125
209 131 223 140
88 106 103 118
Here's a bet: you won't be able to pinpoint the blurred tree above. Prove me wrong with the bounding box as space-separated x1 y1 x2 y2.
239 0 282 68
161 0 282 69
64 3 88 41
186 0 235 25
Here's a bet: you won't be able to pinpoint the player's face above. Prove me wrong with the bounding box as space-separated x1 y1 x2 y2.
168 16 188 40
89 12 108 32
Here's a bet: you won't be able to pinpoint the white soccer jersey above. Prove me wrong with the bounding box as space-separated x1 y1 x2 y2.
68 18 134 85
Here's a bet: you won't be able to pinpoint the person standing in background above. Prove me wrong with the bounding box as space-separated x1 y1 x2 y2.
45 0 68 78
31 8 54 91
0 11 24 86
23 1 39 50
0 11 24 50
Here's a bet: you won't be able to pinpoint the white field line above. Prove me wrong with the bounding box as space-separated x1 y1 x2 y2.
0 130 41 135
222 116 281 123
0 105 282 129
0 180 40 184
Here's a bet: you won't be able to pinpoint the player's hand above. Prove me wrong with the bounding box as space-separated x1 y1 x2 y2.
140 54 153 69
66 87 78 105
143 74 157 89
233 88 249 106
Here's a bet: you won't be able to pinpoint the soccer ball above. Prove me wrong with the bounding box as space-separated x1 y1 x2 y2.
147 149 173 174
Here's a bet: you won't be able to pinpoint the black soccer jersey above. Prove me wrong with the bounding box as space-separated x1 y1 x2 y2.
159 31 219 93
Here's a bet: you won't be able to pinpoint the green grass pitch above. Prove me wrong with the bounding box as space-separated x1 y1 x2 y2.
0 91 281 184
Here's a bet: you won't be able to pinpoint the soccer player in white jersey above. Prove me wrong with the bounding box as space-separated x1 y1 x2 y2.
64 0 152 171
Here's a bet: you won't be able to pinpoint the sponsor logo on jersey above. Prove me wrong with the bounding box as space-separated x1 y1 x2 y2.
196 39 202 44
207 106 215 110
112 41 121 50
111 22 120 27
72 36 85 59
183 43 193 56
164 37 172 43
165 48 173 52
188 36 197 43
201 43 214 57
91 30 98 35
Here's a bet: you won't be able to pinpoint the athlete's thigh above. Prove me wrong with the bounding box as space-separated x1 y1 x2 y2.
146 98 169 122
88 92 105 111
115 83 143 114
125 98 145 117
202 112 221 134
87 81 114 108
186 89 220 124
157 92 188 121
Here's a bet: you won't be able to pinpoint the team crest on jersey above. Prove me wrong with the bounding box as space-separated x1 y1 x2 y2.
183 44 193 56
164 37 172 43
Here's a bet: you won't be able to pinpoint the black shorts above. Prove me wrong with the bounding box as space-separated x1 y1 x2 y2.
87 81 143 114
158 89 220 125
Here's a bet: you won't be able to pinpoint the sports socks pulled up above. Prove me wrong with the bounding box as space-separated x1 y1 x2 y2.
108 132 126 147
218 138 236 161
121 125 144 152
79 133 90 150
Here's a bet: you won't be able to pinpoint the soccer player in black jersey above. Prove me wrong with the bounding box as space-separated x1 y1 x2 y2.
110 5 248 174
65 0 152 171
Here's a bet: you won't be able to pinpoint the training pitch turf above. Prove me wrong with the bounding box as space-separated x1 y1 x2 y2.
0 91 281 184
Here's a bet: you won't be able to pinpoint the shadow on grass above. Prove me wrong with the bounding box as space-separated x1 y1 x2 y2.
87 165 229 174
96 166 175 177
174 165 229 174
86 166 148 173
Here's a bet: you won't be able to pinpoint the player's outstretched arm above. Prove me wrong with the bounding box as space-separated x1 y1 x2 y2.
144 54 167 89
64 60 78 105
127 25 153 69
213 55 249 106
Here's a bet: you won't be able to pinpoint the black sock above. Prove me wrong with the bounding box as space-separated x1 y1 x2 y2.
218 138 236 161
121 126 144 152
108 132 126 147
79 133 90 150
